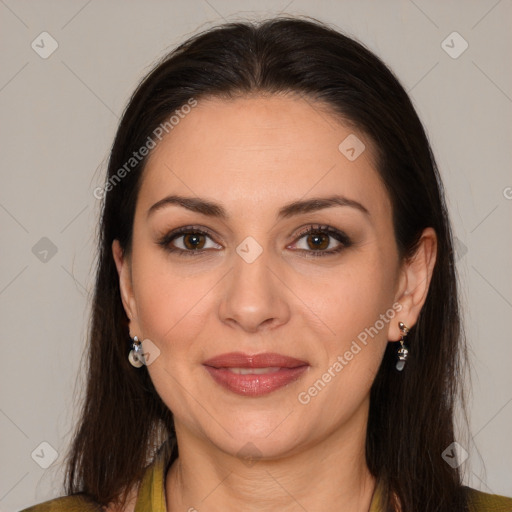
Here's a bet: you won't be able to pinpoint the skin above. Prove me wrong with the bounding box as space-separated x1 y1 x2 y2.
112 94 437 512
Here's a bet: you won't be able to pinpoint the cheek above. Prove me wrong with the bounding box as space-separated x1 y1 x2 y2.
130 249 214 348
130 253 217 423
306 250 399 393
319 253 398 345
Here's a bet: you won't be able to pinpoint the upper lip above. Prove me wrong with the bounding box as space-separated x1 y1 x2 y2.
203 352 309 369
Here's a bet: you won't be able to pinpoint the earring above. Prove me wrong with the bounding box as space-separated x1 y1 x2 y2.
395 322 410 371
128 335 144 368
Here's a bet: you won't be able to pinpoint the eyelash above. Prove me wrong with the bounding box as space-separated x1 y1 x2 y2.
156 224 352 258
292 225 352 256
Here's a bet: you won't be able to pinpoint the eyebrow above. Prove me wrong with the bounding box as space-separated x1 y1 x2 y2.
147 194 370 220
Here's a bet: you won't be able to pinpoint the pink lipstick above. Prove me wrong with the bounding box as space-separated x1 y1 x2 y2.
203 352 309 397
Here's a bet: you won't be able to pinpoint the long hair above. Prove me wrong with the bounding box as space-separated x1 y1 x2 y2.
65 17 470 511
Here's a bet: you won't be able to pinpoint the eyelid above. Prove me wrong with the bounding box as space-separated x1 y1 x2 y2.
158 224 219 240
287 224 352 255
292 224 351 244
156 225 223 255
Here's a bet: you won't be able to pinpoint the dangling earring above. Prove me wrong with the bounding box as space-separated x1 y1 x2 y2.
395 322 410 371
128 335 144 368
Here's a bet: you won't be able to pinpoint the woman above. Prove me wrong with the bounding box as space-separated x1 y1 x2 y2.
21 16 512 512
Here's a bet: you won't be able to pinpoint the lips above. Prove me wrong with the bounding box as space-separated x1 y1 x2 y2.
203 352 308 369
203 352 309 397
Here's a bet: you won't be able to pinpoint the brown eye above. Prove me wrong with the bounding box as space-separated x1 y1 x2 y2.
158 227 223 255
289 225 352 256
306 233 329 250
183 233 206 250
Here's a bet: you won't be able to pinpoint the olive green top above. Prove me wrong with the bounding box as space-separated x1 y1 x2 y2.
20 441 512 511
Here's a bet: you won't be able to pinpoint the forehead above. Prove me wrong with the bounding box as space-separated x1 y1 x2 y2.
138 94 391 220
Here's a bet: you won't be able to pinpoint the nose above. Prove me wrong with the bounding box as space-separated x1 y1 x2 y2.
218 246 291 333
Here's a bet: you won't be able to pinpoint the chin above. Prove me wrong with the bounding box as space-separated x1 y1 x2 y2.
201 411 310 461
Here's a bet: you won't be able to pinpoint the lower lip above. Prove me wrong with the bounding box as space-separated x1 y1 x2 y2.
204 366 309 397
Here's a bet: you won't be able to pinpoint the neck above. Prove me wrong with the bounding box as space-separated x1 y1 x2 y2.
166 404 377 511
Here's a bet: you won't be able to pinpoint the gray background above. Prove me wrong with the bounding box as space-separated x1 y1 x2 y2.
1 1 511 510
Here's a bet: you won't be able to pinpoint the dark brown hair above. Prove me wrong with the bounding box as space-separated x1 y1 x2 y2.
65 16 470 511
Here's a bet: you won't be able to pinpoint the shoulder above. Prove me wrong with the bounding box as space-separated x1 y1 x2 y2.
19 486 139 512
19 494 105 512
465 486 512 512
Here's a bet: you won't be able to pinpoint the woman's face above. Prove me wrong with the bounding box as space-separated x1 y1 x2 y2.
114 94 426 460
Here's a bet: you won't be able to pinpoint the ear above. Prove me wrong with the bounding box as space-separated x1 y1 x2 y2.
112 239 140 335
388 227 437 341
